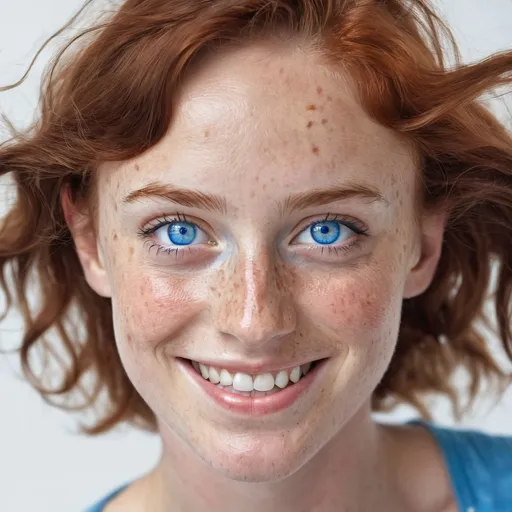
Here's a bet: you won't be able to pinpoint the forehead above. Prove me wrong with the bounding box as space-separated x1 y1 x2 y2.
102 43 415 202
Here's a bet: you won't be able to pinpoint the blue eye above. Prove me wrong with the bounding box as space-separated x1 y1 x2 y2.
154 221 208 247
310 221 341 245
295 220 354 246
169 222 196 245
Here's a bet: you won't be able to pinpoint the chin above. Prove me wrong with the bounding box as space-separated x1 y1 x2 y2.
190 428 320 482
208 447 307 482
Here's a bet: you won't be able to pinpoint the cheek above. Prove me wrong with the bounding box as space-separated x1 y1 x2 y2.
306 264 403 345
110 266 201 353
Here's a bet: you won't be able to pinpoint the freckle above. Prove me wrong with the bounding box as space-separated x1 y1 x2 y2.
255 176 259 183
307 121 313 128
204 129 210 138
321 118 328 125
306 104 317 111
127 334 132 342
113 233 118 241
114 203 118 211
316 86 323 95
279 67 284 74
144 301 148 307
327 95 332 102
311 144 319 155
135 164 140 171
395 190 400 199
262 183 267 190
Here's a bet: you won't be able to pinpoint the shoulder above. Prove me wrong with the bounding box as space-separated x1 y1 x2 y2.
414 421 512 511
83 485 128 512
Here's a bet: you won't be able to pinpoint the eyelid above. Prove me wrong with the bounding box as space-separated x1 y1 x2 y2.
138 213 215 240
289 213 369 243
138 213 369 244
137 212 370 266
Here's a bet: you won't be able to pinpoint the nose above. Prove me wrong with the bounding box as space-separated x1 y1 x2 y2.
211 250 297 350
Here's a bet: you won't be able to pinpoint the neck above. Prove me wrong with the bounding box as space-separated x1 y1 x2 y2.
147 407 401 512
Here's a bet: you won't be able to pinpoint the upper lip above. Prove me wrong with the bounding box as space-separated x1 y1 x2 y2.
180 357 325 374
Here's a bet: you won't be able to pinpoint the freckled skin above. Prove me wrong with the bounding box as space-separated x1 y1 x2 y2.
80 43 447 511
96 44 417 477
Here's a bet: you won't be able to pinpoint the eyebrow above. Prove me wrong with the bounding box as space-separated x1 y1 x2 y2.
278 183 388 215
123 182 228 214
122 181 388 214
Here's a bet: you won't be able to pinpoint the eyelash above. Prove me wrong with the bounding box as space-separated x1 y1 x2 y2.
137 212 369 259
295 212 369 252
137 213 204 259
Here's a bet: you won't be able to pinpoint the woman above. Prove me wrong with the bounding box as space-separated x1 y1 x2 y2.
1 0 511 510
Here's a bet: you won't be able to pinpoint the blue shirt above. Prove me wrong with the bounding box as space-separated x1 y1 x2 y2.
421 422 512 511
84 422 512 511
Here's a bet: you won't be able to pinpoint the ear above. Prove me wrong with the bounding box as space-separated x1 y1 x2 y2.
403 209 447 299
61 185 112 298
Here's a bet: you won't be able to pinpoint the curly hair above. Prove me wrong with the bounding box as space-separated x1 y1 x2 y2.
1 0 511 434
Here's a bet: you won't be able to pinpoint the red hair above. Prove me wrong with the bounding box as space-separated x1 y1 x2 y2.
1 0 511 433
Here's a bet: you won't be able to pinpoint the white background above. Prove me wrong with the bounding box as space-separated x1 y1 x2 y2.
0 1 511 511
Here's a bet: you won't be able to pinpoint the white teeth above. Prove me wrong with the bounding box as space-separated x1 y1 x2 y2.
274 370 289 389
233 372 253 392
301 362 311 376
209 366 220 384
191 360 316 392
253 373 275 392
199 363 209 379
290 366 301 383
219 369 233 386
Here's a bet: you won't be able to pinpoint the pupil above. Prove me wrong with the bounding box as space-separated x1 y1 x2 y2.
310 221 340 245
168 222 196 246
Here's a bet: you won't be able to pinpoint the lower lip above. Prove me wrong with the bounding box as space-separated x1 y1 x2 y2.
177 358 329 416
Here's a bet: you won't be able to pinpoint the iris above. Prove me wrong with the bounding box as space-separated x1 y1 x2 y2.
168 222 197 246
309 221 341 245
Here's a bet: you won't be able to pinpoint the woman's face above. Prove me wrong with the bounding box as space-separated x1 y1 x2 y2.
73 43 443 481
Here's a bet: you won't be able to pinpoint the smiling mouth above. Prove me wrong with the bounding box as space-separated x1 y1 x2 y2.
185 358 324 397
